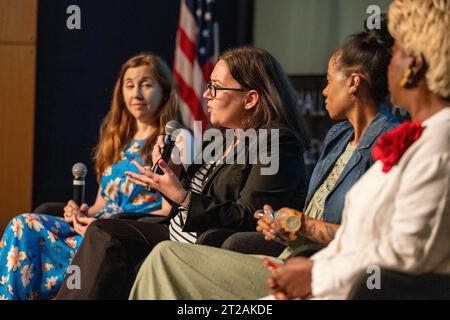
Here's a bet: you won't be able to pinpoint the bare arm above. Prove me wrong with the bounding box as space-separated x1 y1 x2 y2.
256 205 339 245
300 215 339 244
86 187 106 216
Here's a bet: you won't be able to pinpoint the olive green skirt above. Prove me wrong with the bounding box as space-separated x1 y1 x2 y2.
129 241 283 300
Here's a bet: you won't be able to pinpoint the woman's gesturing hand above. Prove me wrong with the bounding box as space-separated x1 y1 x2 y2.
126 159 188 205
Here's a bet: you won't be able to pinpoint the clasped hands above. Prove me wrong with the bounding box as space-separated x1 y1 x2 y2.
63 200 96 236
263 256 313 300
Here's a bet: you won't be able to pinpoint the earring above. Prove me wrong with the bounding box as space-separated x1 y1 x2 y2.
400 67 413 87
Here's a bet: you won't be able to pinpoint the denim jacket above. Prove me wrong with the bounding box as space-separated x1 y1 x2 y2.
305 108 399 224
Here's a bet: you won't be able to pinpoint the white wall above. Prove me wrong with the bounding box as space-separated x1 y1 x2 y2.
253 0 392 75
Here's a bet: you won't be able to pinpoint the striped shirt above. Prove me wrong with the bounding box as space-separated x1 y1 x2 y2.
169 163 214 243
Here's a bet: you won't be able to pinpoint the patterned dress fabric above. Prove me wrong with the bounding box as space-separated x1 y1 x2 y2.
0 139 161 300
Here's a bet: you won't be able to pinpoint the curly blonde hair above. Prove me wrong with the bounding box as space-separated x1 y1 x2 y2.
388 0 450 98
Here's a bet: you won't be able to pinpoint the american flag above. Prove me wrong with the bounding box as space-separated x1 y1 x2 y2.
173 0 219 131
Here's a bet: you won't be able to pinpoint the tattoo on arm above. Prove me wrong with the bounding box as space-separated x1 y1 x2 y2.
326 225 336 239
305 222 316 237
318 230 326 242
301 217 338 244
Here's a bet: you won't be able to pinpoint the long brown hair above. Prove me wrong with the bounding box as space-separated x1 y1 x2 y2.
219 47 309 146
93 53 181 181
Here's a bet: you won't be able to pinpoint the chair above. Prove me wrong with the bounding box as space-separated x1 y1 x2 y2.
220 231 286 256
33 202 65 217
347 268 450 299
195 228 239 248
290 243 327 257
217 230 326 257
32 204 287 251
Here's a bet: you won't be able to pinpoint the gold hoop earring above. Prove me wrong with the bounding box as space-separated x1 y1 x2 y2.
400 67 413 87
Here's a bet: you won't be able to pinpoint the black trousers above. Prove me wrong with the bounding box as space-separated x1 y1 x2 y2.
55 216 170 300
348 268 450 300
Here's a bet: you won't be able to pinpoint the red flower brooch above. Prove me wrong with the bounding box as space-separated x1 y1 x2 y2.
372 121 425 173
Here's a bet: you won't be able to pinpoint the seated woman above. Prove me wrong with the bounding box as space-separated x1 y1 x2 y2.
55 47 310 300
0 53 180 300
128 19 401 300
223 15 399 257
265 0 450 300
131 0 450 300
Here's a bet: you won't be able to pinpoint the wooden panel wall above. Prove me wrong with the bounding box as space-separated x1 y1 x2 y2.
0 0 37 232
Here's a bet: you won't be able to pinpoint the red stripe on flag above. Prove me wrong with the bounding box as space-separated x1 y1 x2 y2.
178 26 196 64
174 70 208 128
201 61 214 83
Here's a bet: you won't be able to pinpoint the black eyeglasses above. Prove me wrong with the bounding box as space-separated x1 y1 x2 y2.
206 81 248 98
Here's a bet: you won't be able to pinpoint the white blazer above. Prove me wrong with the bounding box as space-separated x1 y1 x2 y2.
311 107 450 299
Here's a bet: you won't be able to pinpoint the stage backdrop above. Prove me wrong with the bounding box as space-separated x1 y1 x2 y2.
253 0 392 75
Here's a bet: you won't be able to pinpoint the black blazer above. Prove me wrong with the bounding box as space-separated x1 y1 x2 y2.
164 126 307 233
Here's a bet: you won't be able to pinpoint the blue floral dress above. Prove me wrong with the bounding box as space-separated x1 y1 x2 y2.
0 139 161 300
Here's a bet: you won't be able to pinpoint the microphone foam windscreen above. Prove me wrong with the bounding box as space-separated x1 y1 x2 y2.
72 162 88 178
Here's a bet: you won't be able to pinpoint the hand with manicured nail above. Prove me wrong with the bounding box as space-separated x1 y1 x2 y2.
268 257 313 300
254 204 294 245
72 214 97 236
63 200 89 223
152 135 184 176
126 158 188 205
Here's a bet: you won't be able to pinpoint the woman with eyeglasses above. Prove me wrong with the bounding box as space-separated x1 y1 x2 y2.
127 15 402 300
132 0 450 300
55 46 310 299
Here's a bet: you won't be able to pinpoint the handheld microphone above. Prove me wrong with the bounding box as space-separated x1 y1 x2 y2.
72 162 87 206
148 120 181 192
